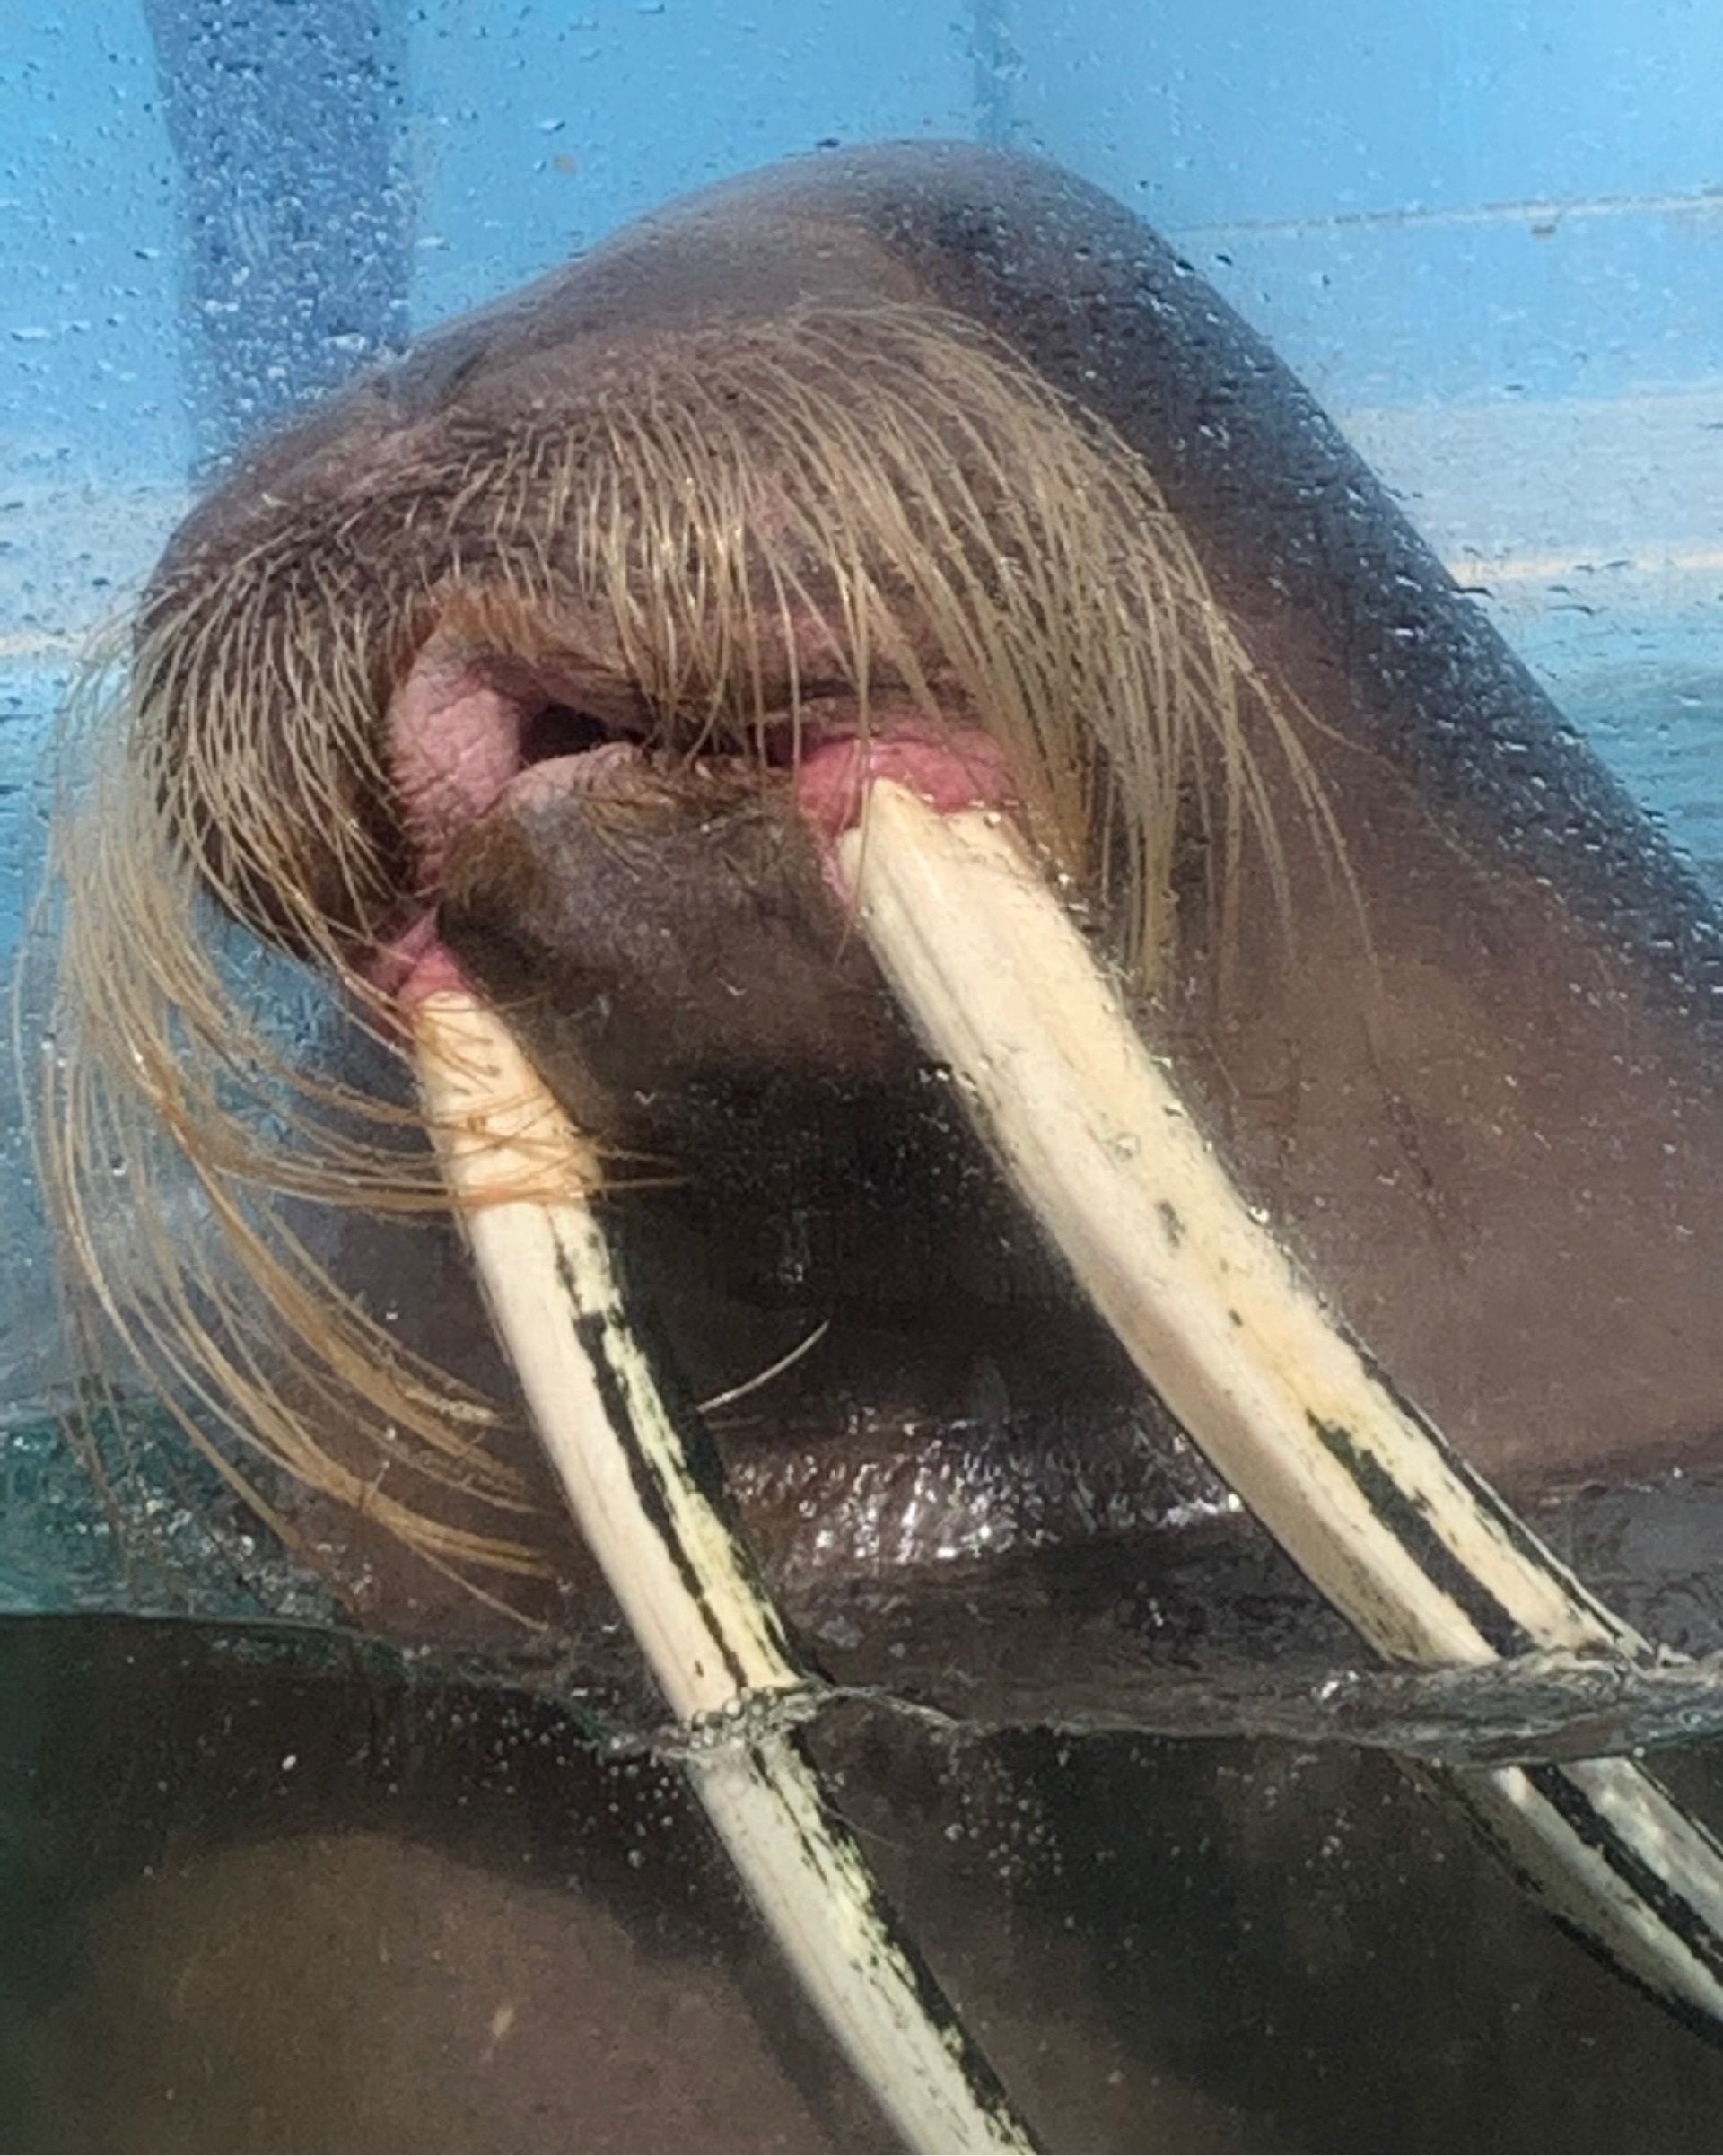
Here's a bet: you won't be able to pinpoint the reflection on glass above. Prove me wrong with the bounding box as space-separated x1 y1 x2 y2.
5 7 1723 2149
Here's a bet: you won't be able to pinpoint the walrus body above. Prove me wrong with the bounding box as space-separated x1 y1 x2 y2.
18 145 1723 2148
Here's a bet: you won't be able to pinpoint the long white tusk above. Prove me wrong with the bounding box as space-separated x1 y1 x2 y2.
413 990 1035 2156
836 780 1723 2042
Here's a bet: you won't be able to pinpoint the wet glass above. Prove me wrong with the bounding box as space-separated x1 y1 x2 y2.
5 4 1723 2150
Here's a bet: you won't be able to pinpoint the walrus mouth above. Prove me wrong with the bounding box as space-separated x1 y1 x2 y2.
414 780 1723 2152
33 139 1723 2147
375 635 1016 1007
47 289 1323 1608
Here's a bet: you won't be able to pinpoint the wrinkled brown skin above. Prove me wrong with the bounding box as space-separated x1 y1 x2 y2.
30 145 1723 2150
155 143 1723 1508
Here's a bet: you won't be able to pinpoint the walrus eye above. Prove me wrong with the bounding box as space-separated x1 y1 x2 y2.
518 703 613 765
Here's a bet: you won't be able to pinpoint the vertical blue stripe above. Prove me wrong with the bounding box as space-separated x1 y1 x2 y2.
143 0 411 466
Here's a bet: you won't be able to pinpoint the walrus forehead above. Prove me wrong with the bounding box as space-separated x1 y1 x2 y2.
138 168 1075 736
154 197 929 565
147 142 1161 592
230 143 1089 465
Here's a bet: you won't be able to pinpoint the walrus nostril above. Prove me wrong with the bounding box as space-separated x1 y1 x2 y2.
518 703 613 766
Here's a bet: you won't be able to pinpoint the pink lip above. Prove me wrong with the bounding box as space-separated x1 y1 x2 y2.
791 723 1016 843
378 639 1019 1009
369 907 471 1006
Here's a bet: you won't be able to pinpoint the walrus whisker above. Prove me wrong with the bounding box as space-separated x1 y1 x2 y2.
837 779 1723 2045
411 987 1036 2156
38 297 1349 1599
698 1317 834 1415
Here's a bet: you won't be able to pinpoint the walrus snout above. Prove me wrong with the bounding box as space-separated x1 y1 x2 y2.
50 137 1723 1622
433 736 1070 1326
437 749 907 1110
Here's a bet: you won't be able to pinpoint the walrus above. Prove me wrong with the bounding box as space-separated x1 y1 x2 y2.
17 143 1723 2150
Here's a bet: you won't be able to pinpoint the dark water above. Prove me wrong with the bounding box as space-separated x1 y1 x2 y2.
7 1611 1723 2152
8 641 1723 2147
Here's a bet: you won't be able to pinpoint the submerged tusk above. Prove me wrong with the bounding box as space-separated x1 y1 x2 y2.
837 780 1723 2043
412 990 1036 2156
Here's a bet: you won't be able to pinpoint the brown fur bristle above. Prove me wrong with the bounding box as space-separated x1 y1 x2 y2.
32 300 1338 1597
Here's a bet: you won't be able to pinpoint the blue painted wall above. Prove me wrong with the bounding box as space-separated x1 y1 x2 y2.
1009 0 1723 409
409 0 975 328
6 0 1721 494
3 0 1721 1395
2 0 1720 906
1 4 187 486
0 0 977 489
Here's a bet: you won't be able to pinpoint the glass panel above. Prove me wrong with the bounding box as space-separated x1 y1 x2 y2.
5 4 1722 2147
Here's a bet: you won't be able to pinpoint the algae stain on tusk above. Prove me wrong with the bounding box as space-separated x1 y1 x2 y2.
412 989 1036 2156
836 780 1723 2044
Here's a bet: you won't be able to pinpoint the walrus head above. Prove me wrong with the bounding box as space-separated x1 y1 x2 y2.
34 144 1723 1670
